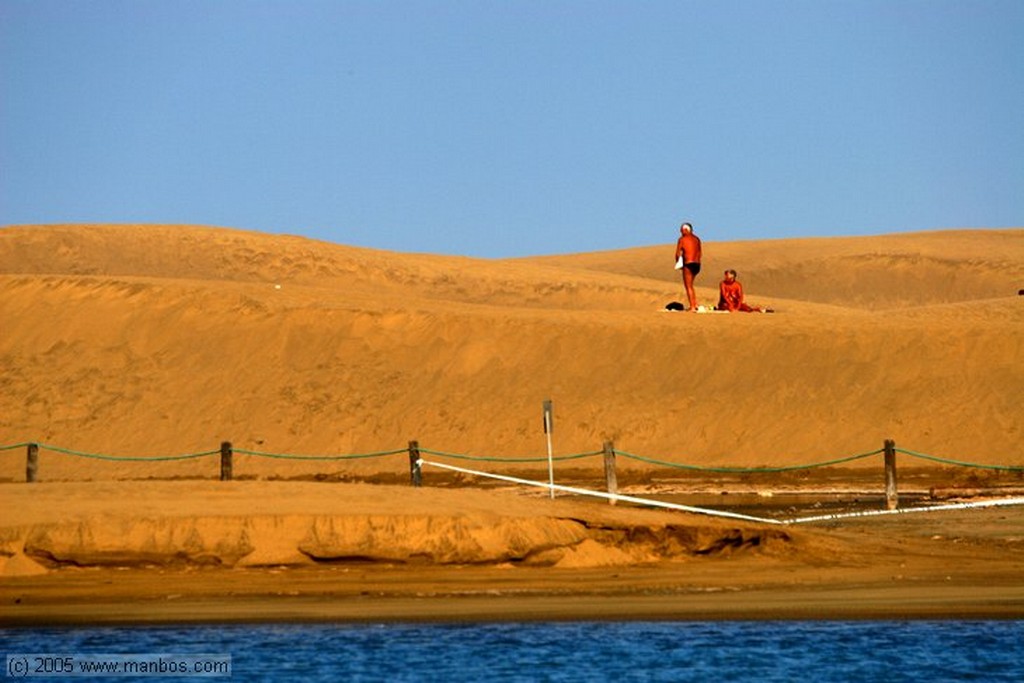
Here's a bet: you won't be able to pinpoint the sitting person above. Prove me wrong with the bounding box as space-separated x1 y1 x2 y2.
716 269 762 312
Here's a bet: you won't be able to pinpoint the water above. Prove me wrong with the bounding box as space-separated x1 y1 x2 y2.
3 621 1021 682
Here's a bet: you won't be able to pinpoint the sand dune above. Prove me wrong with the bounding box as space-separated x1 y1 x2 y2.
1 223 1022 483
2 223 1023 618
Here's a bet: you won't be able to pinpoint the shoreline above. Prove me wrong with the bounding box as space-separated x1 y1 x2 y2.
6 565 1024 625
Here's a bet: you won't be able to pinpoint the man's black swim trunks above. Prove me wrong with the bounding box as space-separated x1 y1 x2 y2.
684 262 701 275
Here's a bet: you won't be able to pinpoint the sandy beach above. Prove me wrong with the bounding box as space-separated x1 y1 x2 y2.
1 224 1022 622
3 481 1023 624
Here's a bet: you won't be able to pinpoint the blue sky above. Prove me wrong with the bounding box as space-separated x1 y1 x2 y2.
2 1 1021 257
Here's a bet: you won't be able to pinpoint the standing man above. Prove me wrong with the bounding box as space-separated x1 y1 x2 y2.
674 222 702 312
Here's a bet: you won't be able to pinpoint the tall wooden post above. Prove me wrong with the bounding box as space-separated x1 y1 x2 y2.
409 440 422 487
220 441 233 481
603 440 618 505
884 439 898 510
26 443 39 483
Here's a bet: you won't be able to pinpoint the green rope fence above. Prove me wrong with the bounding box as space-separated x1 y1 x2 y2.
233 447 407 461
1 441 1021 474
419 447 604 464
612 447 886 473
36 443 220 462
895 447 1024 472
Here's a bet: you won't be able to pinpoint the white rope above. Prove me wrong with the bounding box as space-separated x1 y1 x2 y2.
418 459 1024 528
417 458 783 525
782 496 1024 524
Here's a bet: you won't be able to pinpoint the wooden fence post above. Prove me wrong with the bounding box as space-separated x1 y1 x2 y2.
220 441 233 481
409 440 422 487
884 439 898 510
603 440 618 505
26 443 39 483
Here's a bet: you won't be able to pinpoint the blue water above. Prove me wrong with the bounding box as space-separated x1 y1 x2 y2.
3 621 1021 682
